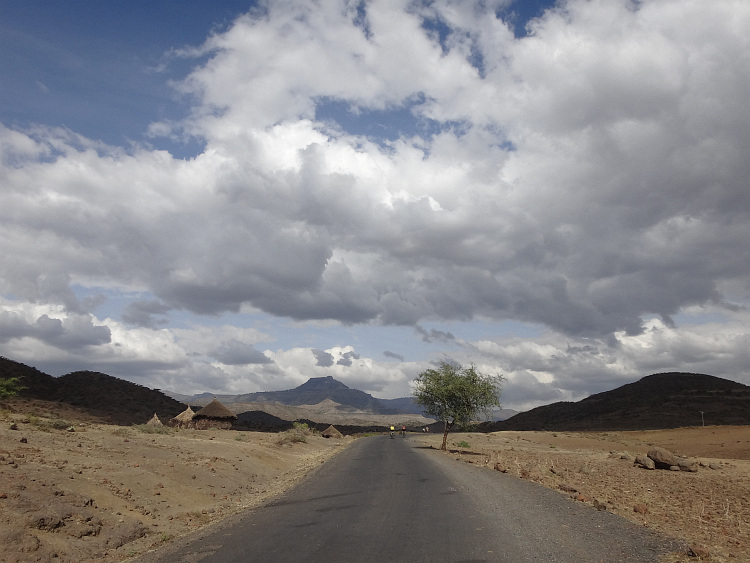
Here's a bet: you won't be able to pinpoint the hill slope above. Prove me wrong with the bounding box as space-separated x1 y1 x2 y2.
1 356 184 425
481 372 750 431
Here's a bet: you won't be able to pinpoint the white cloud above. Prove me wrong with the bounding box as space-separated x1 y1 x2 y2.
2 0 750 407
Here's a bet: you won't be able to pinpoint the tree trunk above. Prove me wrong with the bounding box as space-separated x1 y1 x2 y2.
440 420 452 450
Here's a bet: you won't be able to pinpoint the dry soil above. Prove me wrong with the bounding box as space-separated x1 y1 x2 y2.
2 398 749 562
0 400 347 562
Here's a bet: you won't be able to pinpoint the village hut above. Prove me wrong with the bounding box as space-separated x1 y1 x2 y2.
321 425 343 439
192 398 237 430
146 413 163 426
170 406 196 429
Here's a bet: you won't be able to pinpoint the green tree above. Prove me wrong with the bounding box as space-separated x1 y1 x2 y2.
0 376 25 401
413 361 502 451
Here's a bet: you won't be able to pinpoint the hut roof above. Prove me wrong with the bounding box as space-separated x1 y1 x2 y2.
172 406 195 423
194 398 236 419
146 413 163 426
321 424 343 438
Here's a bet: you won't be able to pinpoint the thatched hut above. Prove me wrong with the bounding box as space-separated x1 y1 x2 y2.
170 406 196 429
321 424 343 439
146 413 163 426
192 398 236 430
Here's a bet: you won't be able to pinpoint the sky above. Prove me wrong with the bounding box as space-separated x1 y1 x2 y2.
1 0 750 412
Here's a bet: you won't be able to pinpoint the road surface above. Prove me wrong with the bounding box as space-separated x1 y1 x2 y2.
140 435 682 562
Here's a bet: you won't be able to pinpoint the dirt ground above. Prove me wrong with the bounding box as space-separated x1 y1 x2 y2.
417 426 750 562
0 400 347 563
3 398 749 563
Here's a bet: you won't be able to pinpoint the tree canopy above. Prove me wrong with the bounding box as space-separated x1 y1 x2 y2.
413 361 503 450
0 376 25 401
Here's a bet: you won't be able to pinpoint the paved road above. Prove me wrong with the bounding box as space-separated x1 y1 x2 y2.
142 436 682 562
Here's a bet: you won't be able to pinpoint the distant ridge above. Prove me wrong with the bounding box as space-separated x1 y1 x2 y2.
480 372 750 432
0 356 184 425
180 376 401 414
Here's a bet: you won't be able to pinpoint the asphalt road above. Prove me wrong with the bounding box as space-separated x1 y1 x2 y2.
142 435 683 562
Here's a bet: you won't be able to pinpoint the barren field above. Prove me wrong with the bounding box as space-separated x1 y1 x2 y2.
0 400 347 563
3 397 749 563
417 426 750 562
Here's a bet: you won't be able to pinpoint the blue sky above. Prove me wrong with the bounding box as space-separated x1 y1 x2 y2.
2 0 750 410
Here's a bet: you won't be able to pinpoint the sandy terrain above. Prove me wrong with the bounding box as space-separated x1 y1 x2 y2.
417 427 750 562
3 396 749 562
0 400 347 563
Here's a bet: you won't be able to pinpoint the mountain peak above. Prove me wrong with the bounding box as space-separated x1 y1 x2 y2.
296 376 350 391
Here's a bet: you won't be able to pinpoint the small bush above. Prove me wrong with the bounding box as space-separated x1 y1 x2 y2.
133 424 172 435
0 377 25 401
277 422 313 445
456 440 470 448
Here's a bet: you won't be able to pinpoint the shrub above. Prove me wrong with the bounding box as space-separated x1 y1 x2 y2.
133 424 172 435
277 422 313 445
0 377 25 401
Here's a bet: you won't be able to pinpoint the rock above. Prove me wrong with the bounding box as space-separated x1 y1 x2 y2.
493 462 508 473
593 499 607 511
558 483 578 493
102 521 148 549
634 455 655 470
669 465 681 471
688 545 710 558
677 458 699 472
633 503 648 515
647 447 678 469
28 511 66 531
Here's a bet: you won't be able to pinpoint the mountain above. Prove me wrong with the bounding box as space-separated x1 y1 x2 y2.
479 372 750 432
1 356 185 425
178 376 401 414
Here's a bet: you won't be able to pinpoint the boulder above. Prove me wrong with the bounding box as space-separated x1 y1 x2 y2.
647 447 678 469
677 458 699 472
634 455 655 470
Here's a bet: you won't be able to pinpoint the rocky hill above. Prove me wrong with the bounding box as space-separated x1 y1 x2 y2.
0 356 184 425
180 375 401 414
480 372 750 431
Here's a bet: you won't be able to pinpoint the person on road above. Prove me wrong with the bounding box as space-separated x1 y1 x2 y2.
401 425 406 436
390 425 395 438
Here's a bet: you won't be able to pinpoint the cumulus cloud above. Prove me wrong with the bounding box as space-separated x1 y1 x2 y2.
2 0 750 406
336 350 360 367
0 308 110 350
312 349 335 367
415 324 456 344
122 300 171 328
383 350 405 361
210 339 272 365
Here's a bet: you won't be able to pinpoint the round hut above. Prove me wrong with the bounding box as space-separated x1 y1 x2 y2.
192 398 236 430
146 413 163 426
321 424 343 439
170 406 196 429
